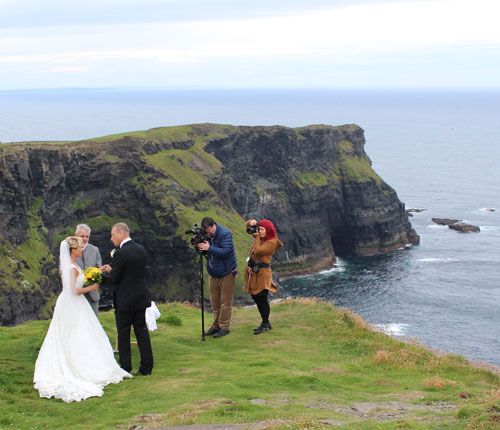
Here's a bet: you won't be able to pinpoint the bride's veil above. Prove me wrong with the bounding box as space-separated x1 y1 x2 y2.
60 239 78 296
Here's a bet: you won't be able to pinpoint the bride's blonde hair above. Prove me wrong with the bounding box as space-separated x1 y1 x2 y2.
65 236 83 251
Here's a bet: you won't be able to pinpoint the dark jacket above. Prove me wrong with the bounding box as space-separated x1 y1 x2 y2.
108 240 151 311
205 224 237 278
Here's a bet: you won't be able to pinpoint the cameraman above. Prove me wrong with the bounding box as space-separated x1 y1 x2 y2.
197 217 237 339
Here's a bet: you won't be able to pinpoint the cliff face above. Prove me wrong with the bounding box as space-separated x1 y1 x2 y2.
205 125 418 266
0 124 418 325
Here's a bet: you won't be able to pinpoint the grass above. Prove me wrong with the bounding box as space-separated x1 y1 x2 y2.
334 140 383 185
294 171 331 189
1 299 500 429
133 142 254 294
83 123 236 146
0 198 55 296
144 149 216 194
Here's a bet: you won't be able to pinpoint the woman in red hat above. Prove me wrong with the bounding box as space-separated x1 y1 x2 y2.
244 219 283 334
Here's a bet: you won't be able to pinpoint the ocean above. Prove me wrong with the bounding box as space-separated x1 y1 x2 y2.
1 88 499 366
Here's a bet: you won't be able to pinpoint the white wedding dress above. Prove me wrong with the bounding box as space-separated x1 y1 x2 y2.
34 246 131 402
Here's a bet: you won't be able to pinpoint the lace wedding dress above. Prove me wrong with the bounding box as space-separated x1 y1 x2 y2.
34 242 131 402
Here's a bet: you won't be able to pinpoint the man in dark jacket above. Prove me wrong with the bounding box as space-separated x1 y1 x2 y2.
197 217 237 338
101 223 154 375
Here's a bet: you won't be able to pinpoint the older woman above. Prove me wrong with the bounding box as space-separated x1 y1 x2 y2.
244 219 283 334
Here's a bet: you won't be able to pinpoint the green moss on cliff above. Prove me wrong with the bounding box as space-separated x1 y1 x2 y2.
0 199 54 300
16 199 55 288
291 137 382 190
144 150 213 194
294 171 330 189
135 140 253 294
101 153 121 163
0 243 22 295
3 140 71 146
70 197 93 211
335 140 383 184
37 291 58 319
169 200 252 293
52 214 140 248
88 123 235 146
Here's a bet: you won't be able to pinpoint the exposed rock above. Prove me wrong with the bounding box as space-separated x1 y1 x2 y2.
432 218 461 226
431 218 480 233
205 125 419 259
406 209 427 217
448 222 480 233
0 123 419 325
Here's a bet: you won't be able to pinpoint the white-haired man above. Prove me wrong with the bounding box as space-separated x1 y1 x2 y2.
75 223 102 316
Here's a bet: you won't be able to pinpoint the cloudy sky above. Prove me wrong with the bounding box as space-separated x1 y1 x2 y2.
1 0 499 90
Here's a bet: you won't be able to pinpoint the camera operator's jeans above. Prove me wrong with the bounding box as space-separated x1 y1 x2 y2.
209 272 235 331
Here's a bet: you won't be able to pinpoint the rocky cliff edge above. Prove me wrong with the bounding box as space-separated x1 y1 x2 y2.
0 123 418 325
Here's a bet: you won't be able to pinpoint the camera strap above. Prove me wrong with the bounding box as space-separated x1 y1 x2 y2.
247 258 270 269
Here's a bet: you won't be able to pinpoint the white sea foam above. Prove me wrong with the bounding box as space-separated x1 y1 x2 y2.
478 225 499 232
318 259 346 275
478 208 496 213
416 257 459 263
427 224 448 229
372 323 409 337
289 260 345 279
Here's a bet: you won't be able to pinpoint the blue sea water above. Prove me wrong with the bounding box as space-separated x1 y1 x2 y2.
1 88 500 365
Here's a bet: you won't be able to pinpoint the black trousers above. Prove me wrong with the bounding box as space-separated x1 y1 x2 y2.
115 308 154 374
251 289 270 323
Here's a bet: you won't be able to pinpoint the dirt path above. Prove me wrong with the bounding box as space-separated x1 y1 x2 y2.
126 396 457 429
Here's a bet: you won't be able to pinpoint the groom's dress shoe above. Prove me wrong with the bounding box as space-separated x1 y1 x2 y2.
132 370 151 376
213 329 230 338
204 327 219 336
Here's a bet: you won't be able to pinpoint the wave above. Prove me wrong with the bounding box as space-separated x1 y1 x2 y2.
478 225 499 232
427 224 448 229
317 259 346 275
289 259 346 279
372 323 409 337
416 257 459 263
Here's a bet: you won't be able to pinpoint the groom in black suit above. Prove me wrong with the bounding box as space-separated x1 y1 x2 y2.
101 223 154 375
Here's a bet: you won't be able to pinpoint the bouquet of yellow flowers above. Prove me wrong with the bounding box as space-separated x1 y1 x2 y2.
84 267 102 287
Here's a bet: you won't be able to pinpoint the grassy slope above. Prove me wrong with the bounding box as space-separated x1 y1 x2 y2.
0 198 57 315
1 299 500 430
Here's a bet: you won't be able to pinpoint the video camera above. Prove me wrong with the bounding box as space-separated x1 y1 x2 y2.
185 223 210 255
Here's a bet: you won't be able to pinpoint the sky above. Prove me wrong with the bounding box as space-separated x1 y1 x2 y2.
1 0 500 90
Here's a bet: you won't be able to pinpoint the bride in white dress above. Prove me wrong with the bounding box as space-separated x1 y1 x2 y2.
34 236 131 402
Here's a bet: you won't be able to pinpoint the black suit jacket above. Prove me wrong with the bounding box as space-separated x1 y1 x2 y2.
109 240 151 311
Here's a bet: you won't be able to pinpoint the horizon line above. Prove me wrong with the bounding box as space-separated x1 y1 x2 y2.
2 85 500 93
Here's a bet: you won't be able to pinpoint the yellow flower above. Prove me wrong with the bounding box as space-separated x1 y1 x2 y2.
83 267 102 287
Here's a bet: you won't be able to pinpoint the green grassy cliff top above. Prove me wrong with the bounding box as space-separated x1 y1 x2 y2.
1 299 499 429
